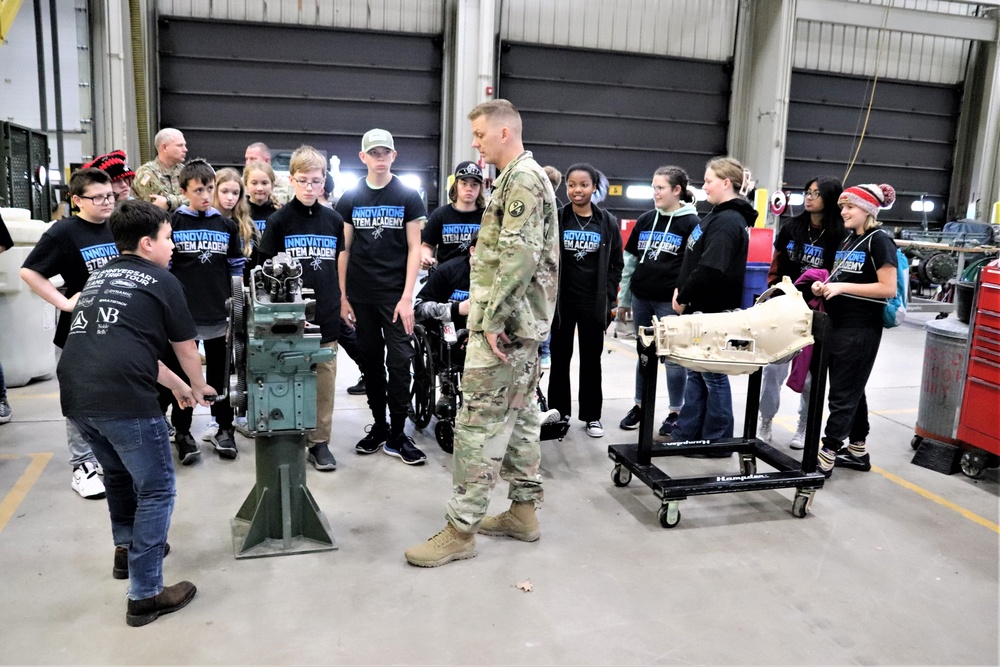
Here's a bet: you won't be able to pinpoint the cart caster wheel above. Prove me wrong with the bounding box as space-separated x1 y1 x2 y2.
935 312 949 320
658 503 681 528
911 435 923 451
434 420 454 454
739 455 757 476
792 494 811 518
612 464 632 487
960 451 987 479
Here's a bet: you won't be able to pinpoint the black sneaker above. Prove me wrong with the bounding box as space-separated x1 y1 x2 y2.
658 411 680 437
835 449 871 471
307 442 337 471
619 405 642 430
174 432 201 466
212 429 238 460
347 375 366 396
383 433 427 466
356 422 390 455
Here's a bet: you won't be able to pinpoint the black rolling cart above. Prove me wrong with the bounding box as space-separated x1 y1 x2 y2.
608 312 831 528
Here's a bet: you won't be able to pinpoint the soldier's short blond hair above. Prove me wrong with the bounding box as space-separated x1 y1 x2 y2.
468 99 522 134
288 145 326 176
154 128 183 151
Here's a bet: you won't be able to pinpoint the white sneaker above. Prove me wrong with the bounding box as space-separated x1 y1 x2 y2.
540 409 562 425
234 416 254 437
758 417 773 443
789 420 806 450
586 420 604 438
201 420 220 442
72 463 106 500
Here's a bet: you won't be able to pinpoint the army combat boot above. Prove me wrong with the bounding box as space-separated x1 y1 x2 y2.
404 524 477 568
479 501 540 542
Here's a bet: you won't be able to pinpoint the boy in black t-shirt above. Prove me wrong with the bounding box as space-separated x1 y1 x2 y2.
20 168 119 499
336 129 428 465
259 145 344 471
166 159 244 463
420 161 484 269
58 199 211 626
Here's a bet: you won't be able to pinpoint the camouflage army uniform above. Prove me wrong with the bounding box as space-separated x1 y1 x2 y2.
445 151 559 533
272 173 293 206
131 159 188 211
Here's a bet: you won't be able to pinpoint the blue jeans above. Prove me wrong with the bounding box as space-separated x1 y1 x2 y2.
539 334 550 358
632 296 686 411
673 371 734 441
69 415 175 600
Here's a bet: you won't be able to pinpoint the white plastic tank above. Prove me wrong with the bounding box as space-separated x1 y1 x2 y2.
0 208 60 387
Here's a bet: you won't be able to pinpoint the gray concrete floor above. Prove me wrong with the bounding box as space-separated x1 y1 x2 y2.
0 311 997 665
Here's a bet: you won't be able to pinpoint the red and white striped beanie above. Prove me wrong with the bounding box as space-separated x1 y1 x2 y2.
838 183 896 219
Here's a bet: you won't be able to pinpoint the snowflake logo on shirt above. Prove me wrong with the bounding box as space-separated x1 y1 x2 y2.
311 257 323 271
372 222 384 240
199 250 212 264
574 248 588 262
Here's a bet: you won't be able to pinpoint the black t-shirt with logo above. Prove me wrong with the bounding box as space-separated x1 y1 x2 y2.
58 254 197 418
169 207 243 326
416 254 471 329
336 176 426 304
625 208 699 301
774 213 836 280
676 199 754 313
825 229 898 329
246 199 279 275
259 197 345 343
422 204 483 264
21 215 119 348
560 212 603 309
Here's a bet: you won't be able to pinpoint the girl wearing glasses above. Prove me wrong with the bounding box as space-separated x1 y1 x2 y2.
758 176 843 449
546 163 624 438
670 157 757 451
617 166 699 437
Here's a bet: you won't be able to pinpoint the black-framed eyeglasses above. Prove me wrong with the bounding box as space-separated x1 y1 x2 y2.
77 194 115 205
804 190 821 199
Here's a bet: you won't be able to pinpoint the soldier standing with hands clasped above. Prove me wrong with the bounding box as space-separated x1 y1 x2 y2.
405 99 559 568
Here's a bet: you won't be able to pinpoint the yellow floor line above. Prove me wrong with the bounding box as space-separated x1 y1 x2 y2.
0 453 53 535
871 465 1000 534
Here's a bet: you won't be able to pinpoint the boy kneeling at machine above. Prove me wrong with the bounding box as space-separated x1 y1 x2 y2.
58 200 215 627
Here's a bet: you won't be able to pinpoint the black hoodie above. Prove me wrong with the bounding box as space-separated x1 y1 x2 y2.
675 197 756 313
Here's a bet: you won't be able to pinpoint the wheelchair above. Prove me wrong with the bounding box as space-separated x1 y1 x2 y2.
409 322 570 451
408 320 468 453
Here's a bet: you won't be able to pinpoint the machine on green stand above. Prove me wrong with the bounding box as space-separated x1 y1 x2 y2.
227 253 336 559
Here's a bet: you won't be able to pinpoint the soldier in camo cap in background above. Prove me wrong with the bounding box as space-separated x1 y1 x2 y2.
405 99 559 568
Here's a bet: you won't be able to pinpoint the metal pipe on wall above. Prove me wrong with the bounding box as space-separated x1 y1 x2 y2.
48 0 65 177
32 0 47 133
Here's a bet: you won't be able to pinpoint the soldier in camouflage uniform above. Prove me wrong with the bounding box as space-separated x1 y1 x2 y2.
131 128 188 211
405 99 559 568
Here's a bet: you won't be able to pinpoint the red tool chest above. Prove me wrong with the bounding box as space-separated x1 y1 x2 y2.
957 260 1000 457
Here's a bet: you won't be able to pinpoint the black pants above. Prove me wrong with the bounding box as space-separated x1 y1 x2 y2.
353 302 414 434
849 392 869 443
161 337 234 434
823 325 882 451
338 318 366 375
547 308 605 422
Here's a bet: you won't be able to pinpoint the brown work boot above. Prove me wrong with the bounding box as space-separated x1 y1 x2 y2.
479 501 540 542
404 524 477 568
126 581 197 627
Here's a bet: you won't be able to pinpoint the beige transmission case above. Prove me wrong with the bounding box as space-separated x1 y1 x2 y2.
638 277 814 375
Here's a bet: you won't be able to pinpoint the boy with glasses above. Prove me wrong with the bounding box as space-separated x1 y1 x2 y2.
20 168 120 499
259 145 345 471
336 129 427 466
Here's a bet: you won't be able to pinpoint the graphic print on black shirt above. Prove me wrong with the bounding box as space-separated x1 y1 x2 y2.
336 175 426 304
825 229 898 329
58 254 197 418
170 207 243 325
422 205 483 264
625 207 699 301
21 215 119 348
259 197 345 343
560 215 602 308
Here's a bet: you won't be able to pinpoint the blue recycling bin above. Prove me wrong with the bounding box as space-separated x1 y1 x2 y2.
742 262 770 309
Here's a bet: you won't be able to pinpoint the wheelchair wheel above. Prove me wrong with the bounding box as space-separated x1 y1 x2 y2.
435 420 454 454
408 324 435 430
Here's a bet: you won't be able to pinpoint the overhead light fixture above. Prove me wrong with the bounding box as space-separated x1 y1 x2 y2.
626 185 653 200
788 193 804 207
333 171 360 198
690 188 708 202
400 174 422 191
911 200 934 212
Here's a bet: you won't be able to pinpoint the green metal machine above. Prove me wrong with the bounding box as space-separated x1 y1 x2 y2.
227 253 336 558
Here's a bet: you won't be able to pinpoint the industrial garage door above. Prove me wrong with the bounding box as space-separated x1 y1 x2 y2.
158 16 443 207
498 42 730 221
784 69 961 227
